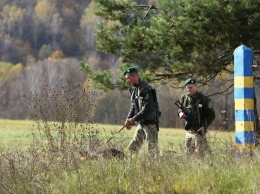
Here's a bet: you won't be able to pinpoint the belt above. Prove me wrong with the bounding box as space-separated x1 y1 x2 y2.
141 120 157 125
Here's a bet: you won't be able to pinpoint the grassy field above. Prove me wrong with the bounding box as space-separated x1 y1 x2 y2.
2 119 260 194
0 119 235 148
0 119 35 148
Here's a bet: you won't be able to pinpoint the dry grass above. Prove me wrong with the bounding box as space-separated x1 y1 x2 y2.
0 82 257 194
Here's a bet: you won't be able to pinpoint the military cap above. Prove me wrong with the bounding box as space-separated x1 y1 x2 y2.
184 78 196 85
123 67 138 75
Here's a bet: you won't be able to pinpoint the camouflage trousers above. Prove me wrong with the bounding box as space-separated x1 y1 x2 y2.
128 124 159 156
185 130 210 158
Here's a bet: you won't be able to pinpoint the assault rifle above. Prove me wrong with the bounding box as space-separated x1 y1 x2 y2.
175 100 202 135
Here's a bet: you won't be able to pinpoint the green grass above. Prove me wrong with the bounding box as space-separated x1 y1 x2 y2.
0 119 34 149
0 119 235 148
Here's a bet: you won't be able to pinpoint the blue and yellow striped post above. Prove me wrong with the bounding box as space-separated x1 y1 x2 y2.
234 45 254 155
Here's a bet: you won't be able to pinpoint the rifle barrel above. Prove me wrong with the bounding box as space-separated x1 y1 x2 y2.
107 125 126 143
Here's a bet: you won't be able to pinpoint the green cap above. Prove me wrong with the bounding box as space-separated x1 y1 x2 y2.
184 78 196 85
123 67 138 75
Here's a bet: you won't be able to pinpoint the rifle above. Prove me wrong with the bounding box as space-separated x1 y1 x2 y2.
175 100 202 135
107 125 126 143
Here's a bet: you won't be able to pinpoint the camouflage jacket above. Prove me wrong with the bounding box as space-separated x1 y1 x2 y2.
127 78 160 124
178 91 215 129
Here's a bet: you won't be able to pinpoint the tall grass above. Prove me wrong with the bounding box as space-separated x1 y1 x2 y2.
2 144 260 193
0 82 260 193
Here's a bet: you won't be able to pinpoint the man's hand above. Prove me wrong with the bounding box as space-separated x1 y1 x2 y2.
125 118 134 130
179 112 187 119
197 126 205 134
125 125 132 130
127 118 135 125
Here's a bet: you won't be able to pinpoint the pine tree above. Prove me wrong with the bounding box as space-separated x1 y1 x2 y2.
81 0 260 90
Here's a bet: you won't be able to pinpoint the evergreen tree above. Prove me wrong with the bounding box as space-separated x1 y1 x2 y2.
81 0 260 89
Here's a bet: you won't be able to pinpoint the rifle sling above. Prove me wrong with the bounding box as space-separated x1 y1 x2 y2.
138 88 141 111
131 90 139 112
196 95 201 127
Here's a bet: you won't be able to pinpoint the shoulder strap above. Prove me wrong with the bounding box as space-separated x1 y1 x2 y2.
196 92 204 127
130 87 140 112
183 94 189 108
196 96 200 127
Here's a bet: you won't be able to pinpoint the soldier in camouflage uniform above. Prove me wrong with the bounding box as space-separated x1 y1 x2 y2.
178 78 215 157
124 67 161 157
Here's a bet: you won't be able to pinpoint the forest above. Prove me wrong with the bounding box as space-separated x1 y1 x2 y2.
1 0 259 129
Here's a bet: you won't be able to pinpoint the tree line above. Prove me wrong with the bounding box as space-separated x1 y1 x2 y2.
0 57 234 129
